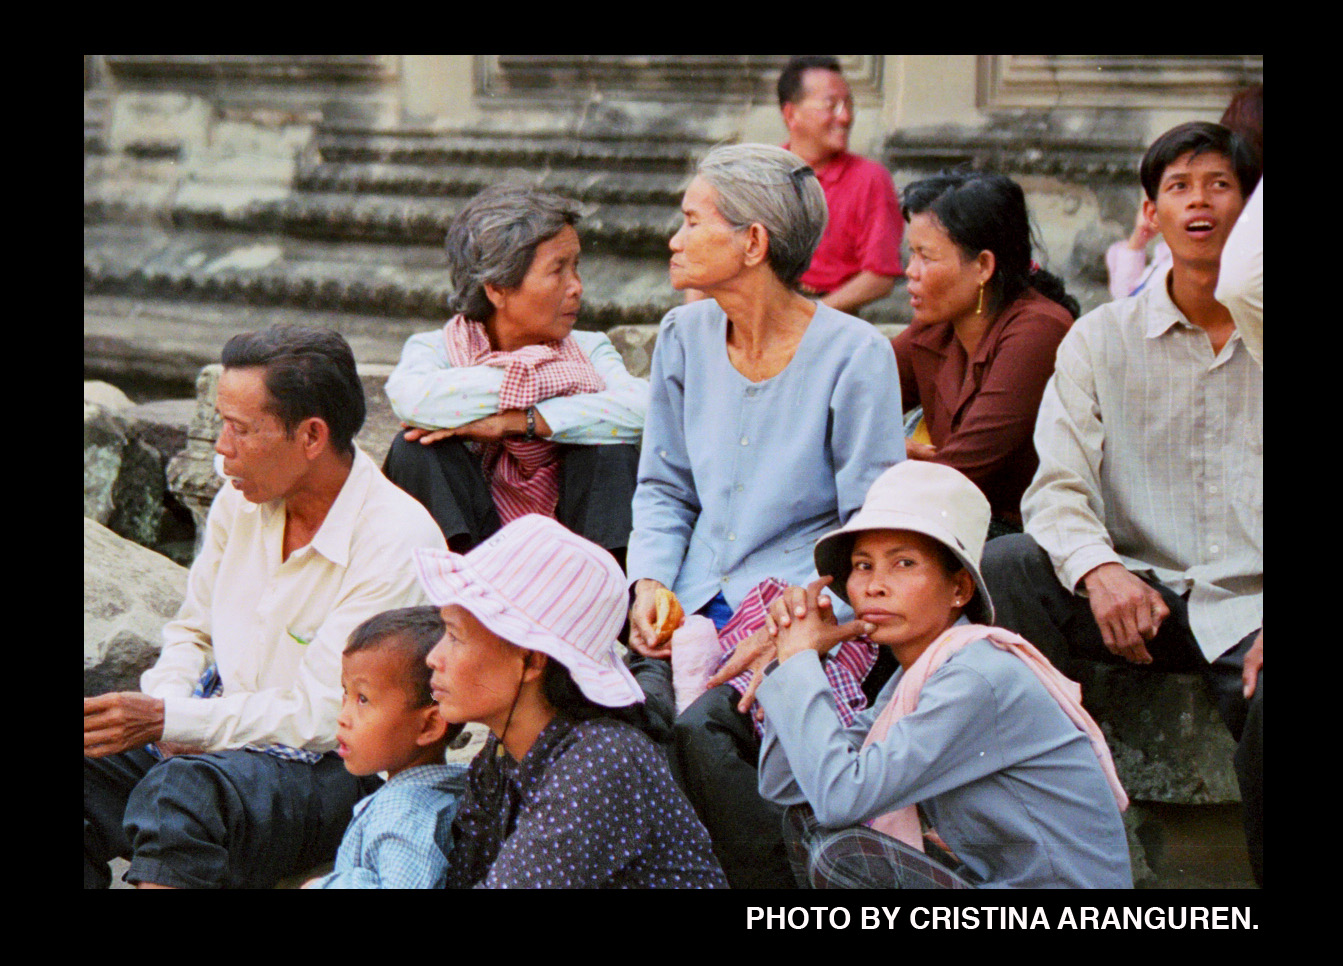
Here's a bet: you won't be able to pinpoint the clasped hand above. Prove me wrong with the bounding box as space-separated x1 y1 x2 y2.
707 578 872 717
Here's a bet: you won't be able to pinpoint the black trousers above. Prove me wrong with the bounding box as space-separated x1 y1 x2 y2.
84 747 376 889
383 434 638 560
981 533 1263 886
669 649 900 891
670 685 796 889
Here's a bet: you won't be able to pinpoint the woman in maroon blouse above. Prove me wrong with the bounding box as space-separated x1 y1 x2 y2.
893 172 1079 535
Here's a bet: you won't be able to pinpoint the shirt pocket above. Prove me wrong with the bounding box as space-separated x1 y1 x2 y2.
684 528 719 575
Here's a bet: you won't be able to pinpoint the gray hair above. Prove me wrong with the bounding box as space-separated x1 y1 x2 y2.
445 183 583 321
695 143 828 287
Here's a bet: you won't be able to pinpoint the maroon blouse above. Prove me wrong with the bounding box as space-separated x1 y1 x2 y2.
891 288 1074 522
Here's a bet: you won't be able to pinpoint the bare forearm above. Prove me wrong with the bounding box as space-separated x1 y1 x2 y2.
821 271 896 314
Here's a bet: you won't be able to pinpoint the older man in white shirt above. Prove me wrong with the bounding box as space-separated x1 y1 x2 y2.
84 324 446 889
981 121 1263 886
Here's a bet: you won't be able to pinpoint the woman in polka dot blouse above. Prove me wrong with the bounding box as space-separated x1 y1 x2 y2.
416 514 727 889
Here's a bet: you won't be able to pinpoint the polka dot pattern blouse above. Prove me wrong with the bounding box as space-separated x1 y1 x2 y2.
444 715 728 889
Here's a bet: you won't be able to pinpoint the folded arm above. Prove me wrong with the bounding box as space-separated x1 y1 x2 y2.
757 652 1006 828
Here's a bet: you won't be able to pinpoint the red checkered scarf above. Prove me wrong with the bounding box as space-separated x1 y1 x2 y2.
442 315 605 522
715 578 879 737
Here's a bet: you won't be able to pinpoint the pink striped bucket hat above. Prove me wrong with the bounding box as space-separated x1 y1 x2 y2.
412 514 643 708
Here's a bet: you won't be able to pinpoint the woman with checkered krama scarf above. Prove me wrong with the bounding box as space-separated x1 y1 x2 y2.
383 184 649 569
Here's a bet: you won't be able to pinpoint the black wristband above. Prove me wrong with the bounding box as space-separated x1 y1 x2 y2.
524 406 536 440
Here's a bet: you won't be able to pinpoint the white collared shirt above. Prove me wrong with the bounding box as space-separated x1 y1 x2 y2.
142 447 447 750
1023 272 1263 661
1217 178 1264 369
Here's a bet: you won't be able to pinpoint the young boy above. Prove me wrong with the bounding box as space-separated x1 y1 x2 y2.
305 606 467 889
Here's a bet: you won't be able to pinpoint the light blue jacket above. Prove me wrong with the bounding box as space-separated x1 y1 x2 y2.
757 632 1133 889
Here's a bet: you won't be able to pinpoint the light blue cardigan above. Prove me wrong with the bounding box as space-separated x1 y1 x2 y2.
626 299 906 615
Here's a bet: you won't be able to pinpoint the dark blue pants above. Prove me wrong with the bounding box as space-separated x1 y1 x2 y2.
981 533 1263 886
83 747 375 889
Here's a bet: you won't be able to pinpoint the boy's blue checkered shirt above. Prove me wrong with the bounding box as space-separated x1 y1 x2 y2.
309 762 469 889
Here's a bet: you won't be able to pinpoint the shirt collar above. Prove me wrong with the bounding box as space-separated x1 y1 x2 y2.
495 715 575 792
1141 268 1246 361
781 143 852 184
383 762 458 788
813 150 853 185
1142 267 1188 339
254 447 374 567
305 446 374 568
351 762 460 817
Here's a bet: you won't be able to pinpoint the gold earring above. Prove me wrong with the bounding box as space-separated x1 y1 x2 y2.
976 283 984 316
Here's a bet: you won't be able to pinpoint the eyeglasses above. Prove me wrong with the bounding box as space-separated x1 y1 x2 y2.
799 96 854 118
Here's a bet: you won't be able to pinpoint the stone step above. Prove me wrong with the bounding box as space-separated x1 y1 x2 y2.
313 125 712 174
87 183 683 257
84 224 681 329
295 158 690 207
85 294 424 394
267 193 681 255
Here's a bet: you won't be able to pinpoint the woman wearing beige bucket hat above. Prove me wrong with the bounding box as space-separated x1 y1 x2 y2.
414 514 726 888
755 460 1133 888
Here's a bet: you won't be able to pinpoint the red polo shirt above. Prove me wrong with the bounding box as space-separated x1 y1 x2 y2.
789 148 905 294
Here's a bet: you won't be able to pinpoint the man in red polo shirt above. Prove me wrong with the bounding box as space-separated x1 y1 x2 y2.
780 55 904 314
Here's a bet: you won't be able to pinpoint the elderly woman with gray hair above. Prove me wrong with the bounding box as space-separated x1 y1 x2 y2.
383 184 648 563
625 143 906 887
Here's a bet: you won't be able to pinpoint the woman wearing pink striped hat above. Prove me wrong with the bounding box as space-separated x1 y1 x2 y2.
416 514 726 889
756 460 1132 889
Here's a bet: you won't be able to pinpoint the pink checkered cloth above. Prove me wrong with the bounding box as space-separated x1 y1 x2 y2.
715 578 878 736
442 315 605 522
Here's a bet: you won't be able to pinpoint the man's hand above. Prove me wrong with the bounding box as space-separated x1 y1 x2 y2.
820 271 896 314
1243 629 1263 699
1081 563 1170 664
905 440 939 461
628 578 673 659
84 692 166 758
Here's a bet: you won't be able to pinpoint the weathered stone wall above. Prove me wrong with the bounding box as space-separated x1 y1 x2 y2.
84 381 197 563
84 517 187 696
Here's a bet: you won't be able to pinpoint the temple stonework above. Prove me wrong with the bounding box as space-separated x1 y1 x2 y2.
85 53 1262 390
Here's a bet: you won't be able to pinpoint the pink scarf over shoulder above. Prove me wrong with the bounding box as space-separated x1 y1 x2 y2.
860 623 1128 850
442 315 604 522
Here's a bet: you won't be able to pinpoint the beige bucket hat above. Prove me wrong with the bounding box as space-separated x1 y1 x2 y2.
813 461 995 625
